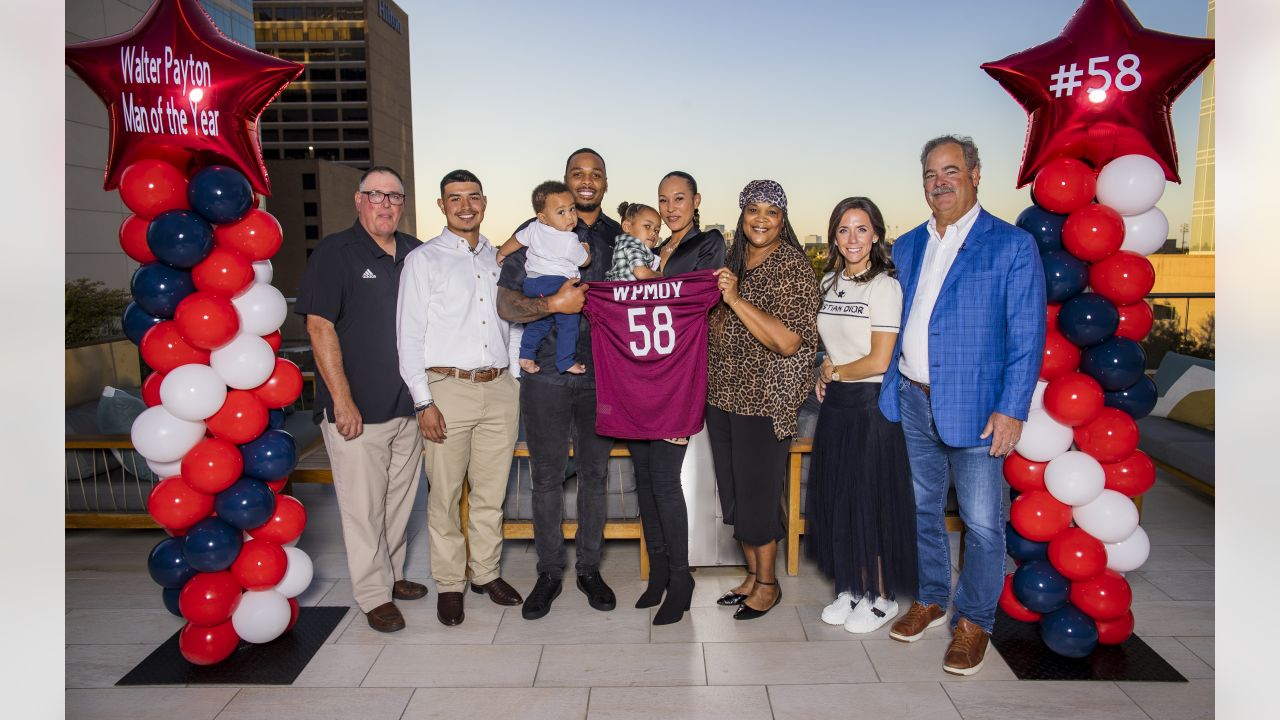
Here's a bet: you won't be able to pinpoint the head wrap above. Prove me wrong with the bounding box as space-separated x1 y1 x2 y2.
738 179 787 211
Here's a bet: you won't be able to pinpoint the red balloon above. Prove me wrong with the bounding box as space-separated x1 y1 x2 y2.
119 214 156 263
249 494 307 545
1009 490 1073 542
182 437 245 494
1069 569 1132 621
1003 451 1048 493
147 476 214 531
1046 304 1061 333
1102 450 1156 497
215 209 284 261
1114 301 1154 342
179 571 243 626
192 246 255 297
1088 251 1156 306
140 321 211 374
179 619 240 666
1043 372 1105 427
230 538 288 590
251 359 304 409
1041 328 1081 381
265 477 288 493
262 330 282 353
286 597 300 632
206 390 269 445
1095 609 1135 645
116 159 189 219
1000 573 1041 622
1047 527 1107 582
142 371 165 407
1031 158 1096 214
1062 204 1124 263
174 292 240 350
1074 407 1140 463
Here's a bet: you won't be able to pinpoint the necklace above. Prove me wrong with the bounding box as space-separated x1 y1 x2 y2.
840 265 871 281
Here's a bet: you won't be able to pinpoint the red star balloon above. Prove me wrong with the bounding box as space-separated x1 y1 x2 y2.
981 0 1213 186
65 0 302 195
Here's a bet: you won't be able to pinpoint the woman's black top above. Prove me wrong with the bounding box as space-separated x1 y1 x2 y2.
656 224 727 276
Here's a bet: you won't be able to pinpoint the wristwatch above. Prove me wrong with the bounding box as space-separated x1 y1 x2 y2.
414 400 434 414
830 368 840 382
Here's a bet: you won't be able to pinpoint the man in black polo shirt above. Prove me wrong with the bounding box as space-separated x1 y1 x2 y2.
497 148 621 619
295 166 428 633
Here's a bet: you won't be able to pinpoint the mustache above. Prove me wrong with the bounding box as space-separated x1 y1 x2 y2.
930 186 955 197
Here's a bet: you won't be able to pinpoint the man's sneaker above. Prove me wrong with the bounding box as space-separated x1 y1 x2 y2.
576 572 616 611
844 595 899 634
888 601 947 643
521 573 562 620
820 591 856 625
942 616 990 676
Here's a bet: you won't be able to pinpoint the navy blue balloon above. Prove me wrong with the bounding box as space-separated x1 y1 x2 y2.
183 517 243 572
146 209 214 269
1005 522 1049 563
1041 250 1089 304
214 477 277 530
162 587 184 617
123 301 164 345
1012 559 1071 614
267 409 287 431
1058 293 1119 348
130 262 195 318
1105 375 1158 420
147 536 197 589
188 165 253 224
1080 337 1147 392
240 429 298 481
1016 205 1067 255
1039 604 1100 658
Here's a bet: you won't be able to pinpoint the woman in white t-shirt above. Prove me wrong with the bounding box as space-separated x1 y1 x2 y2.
807 197 918 634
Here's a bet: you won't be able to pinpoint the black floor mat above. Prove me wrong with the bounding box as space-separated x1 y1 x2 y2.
116 606 350 685
991 608 1187 681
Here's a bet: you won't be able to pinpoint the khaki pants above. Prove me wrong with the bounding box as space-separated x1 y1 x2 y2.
321 415 422 612
424 370 520 593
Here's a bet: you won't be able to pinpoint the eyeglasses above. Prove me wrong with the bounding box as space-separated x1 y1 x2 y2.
359 190 407 206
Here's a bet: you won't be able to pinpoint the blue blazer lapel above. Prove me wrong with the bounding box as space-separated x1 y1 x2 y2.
896 228 928 322
935 209 995 304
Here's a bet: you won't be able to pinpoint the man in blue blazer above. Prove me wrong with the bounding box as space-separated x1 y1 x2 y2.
879 135 1045 675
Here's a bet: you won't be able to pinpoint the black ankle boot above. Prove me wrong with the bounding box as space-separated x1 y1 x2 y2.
653 567 694 625
635 552 670 608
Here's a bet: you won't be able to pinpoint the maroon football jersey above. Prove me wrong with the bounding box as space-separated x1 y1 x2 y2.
582 269 722 439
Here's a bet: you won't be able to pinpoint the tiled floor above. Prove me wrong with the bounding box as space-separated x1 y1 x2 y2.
65 469 1214 719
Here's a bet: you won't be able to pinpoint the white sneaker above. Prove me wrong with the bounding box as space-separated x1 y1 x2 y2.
844 595 899 634
820 591 856 625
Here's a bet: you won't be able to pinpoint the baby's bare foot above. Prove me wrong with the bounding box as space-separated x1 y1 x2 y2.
565 362 587 375
519 359 540 374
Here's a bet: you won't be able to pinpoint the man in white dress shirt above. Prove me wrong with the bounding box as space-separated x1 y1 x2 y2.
397 169 524 626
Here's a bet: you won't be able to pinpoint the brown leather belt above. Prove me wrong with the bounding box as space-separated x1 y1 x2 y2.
906 377 931 398
428 366 505 383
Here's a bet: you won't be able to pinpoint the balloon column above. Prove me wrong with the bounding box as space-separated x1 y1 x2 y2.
982 0 1212 658
67 0 307 666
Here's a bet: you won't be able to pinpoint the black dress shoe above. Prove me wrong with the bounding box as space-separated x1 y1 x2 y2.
437 591 465 626
471 577 524 606
576 571 616 611
733 580 781 621
716 571 754 606
366 601 405 633
393 580 429 600
654 568 694 626
522 573 562 620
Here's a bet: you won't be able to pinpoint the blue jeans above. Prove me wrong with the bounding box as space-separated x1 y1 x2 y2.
898 381 1007 633
521 275 580 373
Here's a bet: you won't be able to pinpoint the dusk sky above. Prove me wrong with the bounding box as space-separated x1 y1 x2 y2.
403 0 1211 243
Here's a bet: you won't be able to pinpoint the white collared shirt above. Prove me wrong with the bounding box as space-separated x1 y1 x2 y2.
396 227 509 405
898 202 983 384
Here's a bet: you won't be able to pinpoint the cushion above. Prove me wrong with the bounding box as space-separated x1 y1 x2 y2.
96 387 157 483
1167 388 1215 432
1152 352 1215 396
1151 364 1214 424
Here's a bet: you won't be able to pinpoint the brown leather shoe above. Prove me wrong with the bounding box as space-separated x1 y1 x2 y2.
888 601 947 643
470 577 524 606
365 602 405 633
437 591 465 626
943 617 990 676
392 580 429 601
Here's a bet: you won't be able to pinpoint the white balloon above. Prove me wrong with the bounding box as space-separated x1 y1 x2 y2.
1073 489 1140 543
252 260 273 285
1044 450 1106 506
1015 408 1074 462
1096 154 1166 216
1031 380 1049 410
147 457 184 478
210 333 276 389
231 589 291 644
1104 525 1151 572
275 546 314 599
159 363 228 421
233 282 288 336
1119 206 1169 256
130 405 206 463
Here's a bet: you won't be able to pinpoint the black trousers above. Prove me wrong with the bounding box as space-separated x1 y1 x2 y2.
705 404 791 546
627 439 690 569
